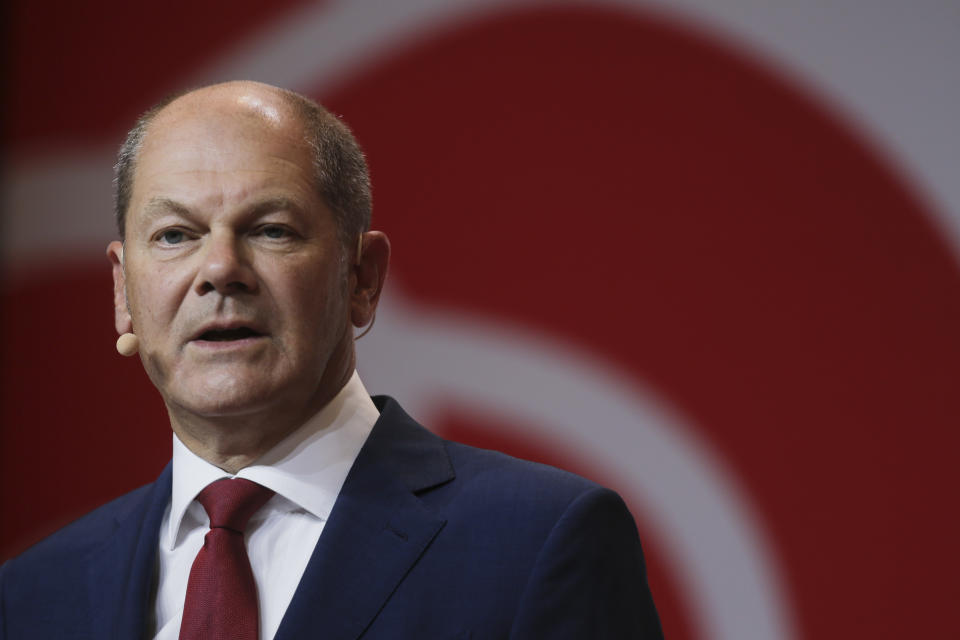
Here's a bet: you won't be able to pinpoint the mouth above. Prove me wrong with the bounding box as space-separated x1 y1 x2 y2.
190 321 268 347
195 327 264 342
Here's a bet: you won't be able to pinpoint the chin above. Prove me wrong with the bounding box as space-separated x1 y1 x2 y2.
167 374 282 419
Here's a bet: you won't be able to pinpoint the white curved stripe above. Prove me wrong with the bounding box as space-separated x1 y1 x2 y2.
358 288 795 640
1 149 117 273
4 0 959 270
192 0 960 261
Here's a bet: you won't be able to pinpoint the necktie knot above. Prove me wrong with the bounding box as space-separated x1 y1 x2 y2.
197 478 274 532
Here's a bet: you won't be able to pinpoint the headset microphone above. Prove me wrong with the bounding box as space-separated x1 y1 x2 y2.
116 333 140 357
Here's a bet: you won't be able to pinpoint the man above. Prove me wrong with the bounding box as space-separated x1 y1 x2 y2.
0 81 662 639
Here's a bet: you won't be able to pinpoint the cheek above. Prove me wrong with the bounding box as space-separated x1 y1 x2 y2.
283 269 351 339
127 270 187 335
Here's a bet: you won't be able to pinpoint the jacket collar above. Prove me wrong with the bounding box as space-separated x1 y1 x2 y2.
275 396 454 640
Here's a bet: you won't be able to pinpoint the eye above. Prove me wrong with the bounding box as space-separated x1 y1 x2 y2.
258 224 291 240
158 229 187 245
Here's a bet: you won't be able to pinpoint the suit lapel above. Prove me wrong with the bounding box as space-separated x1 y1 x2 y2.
87 464 171 639
275 398 454 640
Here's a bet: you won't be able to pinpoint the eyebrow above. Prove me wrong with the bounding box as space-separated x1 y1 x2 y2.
142 197 192 219
141 196 307 220
246 196 308 219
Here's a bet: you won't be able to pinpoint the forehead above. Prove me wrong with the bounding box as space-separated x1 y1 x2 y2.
153 90 299 141
130 90 318 214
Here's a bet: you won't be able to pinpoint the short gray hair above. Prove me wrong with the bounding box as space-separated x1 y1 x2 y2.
113 85 372 247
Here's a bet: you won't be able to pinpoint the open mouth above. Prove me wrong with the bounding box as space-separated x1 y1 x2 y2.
195 327 263 342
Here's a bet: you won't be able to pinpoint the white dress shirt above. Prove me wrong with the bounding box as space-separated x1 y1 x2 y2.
152 371 380 640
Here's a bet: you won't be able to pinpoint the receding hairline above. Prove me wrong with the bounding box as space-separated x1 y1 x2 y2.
144 82 315 141
114 81 373 245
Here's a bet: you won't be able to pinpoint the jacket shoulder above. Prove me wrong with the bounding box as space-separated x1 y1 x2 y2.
431 434 630 548
372 394 602 503
444 437 602 498
3 471 167 576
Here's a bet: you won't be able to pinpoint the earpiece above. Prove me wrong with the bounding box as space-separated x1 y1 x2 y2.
355 313 375 340
116 333 140 357
353 231 375 339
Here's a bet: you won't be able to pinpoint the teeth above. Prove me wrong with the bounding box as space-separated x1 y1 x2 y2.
199 327 259 341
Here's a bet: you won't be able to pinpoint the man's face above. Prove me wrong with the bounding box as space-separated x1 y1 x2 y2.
109 90 354 426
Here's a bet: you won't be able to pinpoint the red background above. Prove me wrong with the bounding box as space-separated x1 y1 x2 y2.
3 3 958 638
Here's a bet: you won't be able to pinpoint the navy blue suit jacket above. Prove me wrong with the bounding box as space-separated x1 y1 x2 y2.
0 397 663 638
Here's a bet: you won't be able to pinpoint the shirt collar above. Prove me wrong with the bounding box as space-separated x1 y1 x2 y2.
164 371 380 550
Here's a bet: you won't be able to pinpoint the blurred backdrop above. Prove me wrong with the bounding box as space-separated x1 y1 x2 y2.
3 1 959 638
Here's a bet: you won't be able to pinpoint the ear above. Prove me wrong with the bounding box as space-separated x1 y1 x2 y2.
350 231 390 329
107 241 133 335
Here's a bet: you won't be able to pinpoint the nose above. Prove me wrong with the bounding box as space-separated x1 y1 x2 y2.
194 230 257 296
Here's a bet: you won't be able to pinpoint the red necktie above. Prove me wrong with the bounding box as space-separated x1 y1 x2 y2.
179 478 275 640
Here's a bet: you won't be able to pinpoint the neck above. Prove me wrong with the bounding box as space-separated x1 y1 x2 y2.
168 357 355 474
